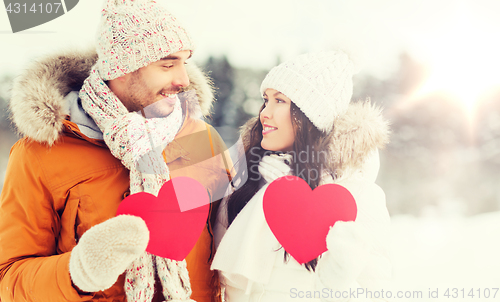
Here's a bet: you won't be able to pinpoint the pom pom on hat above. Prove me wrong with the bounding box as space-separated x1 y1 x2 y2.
96 0 194 80
260 50 357 133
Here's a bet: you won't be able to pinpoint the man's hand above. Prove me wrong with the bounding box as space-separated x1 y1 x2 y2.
69 215 149 292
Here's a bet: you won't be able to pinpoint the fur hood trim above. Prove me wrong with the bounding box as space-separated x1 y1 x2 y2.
329 100 390 175
9 49 214 145
240 100 390 174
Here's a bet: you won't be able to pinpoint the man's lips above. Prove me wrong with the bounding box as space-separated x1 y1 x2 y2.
160 92 178 105
160 92 177 98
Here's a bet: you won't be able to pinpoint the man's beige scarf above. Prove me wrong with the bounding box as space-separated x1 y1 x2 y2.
80 67 193 302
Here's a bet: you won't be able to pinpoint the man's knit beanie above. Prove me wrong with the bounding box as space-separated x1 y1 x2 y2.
260 50 357 133
96 0 194 80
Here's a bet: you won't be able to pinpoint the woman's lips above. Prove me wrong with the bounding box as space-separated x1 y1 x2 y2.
262 125 278 135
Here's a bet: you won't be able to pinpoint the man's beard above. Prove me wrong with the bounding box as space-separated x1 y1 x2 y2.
126 71 179 117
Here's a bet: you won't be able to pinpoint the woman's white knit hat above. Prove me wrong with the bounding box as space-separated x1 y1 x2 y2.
260 50 357 133
96 0 194 80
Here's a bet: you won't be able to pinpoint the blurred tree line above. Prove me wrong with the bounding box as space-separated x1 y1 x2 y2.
356 54 500 217
0 75 17 187
0 53 499 216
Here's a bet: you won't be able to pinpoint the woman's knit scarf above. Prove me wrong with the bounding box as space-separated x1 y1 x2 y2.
80 67 193 302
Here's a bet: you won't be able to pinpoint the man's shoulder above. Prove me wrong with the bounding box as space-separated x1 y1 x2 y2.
11 132 105 157
9 134 124 186
10 50 98 147
9 136 58 159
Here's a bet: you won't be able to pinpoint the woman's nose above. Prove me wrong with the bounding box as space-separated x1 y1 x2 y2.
260 104 273 119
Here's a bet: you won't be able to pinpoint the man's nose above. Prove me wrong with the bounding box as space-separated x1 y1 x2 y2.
172 65 190 88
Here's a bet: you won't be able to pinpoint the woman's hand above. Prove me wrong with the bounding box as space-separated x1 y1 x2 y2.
316 221 370 293
258 153 293 183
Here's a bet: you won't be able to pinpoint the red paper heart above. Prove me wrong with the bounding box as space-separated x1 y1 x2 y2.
263 176 357 264
116 177 209 260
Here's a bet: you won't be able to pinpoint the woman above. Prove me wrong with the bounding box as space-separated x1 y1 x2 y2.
211 51 391 301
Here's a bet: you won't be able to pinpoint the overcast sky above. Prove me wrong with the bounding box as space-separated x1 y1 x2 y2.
1 0 500 80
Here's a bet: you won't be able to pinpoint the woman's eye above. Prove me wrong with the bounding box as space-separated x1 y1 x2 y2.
277 98 285 103
163 65 174 69
263 98 269 104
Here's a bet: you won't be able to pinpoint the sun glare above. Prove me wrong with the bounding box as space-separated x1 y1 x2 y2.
410 5 500 116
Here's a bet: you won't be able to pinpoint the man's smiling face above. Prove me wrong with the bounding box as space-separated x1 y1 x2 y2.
110 50 191 116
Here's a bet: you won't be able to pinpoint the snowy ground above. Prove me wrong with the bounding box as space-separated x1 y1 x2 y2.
388 211 500 301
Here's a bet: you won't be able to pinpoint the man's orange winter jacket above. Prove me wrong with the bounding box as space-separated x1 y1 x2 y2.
0 50 231 302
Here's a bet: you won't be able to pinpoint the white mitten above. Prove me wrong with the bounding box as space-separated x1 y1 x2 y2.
258 153 293 183
69 215 149 293
316 221 370 292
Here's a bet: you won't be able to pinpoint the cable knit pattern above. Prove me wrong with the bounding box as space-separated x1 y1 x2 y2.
157 258 193 301
79 66 192 301
260 51 357 133
96 0 194 80
124 253 155 302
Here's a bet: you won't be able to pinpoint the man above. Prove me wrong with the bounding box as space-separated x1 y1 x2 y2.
0 0 231 301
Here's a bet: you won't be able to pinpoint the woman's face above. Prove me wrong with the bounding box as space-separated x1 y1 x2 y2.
260 88 295 152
